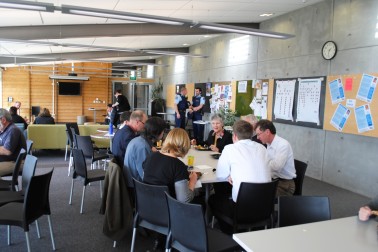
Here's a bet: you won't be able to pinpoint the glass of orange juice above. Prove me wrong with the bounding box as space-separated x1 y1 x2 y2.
187 155 194 167
156 140 162 148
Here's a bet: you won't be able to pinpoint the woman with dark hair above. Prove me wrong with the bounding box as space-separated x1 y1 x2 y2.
123 116 167 187
34 108 55 124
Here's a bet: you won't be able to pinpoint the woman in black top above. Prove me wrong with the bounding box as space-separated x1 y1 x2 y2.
191 113 233 153
143 128 198 203
34 108 55 124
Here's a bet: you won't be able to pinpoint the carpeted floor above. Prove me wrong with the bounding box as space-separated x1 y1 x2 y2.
0 149 370 251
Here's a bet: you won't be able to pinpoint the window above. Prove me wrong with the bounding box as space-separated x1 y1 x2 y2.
228 35 250 62
174 56 185 73
147 65 154 78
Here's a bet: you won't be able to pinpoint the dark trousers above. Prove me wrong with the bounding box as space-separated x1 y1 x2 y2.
175 111 186 129
208 193 235 235
192 112 203 141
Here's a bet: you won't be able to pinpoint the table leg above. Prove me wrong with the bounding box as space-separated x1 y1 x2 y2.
93 110 97 123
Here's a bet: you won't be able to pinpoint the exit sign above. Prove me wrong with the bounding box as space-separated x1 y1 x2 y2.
130 71 136 80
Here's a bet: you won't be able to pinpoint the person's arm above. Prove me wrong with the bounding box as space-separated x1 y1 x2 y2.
193 97 205 112
174 179 195 203
268 143 291 172
215 146 231 180
136 145 151 181
359 206 372 221
174 95 181 118
0 146 12 156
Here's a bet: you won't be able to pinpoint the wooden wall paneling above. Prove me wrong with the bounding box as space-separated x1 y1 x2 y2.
2 67 30 119
30 73 54 121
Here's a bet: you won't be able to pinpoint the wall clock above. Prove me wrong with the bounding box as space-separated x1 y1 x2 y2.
322 41 337 60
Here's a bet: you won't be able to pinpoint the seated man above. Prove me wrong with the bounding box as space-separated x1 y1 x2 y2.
359 195 378 221
255 119 296 197
0 108 27 176
209 120 271 234
112 110 147 167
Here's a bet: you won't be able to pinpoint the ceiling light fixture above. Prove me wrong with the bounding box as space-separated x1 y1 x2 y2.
260 13 274 17
0 0 55 12
49 75 89 81
199 23 294 39
142 50 208 58
59 5 185 26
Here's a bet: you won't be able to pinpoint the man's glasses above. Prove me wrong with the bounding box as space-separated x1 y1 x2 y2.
256 130 265 137
138 120 145 125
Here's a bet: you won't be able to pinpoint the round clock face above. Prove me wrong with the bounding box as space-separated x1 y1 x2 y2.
322 41 337 60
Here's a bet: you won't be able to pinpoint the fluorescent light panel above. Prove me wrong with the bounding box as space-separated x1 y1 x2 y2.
60 5 185 26
199 23 294 39
142 50 208 58
49 75 89 81
0 0 54 12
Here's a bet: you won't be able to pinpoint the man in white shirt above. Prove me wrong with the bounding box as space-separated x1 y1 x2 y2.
209 120 271 234
255 119 296 196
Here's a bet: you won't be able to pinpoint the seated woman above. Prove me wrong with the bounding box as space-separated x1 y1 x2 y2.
143 128 198 203
191 114 232 153
123 116 167 188
359 195 378 221
34 108 55 124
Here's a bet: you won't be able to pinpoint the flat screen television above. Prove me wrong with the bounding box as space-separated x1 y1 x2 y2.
58 82 81 96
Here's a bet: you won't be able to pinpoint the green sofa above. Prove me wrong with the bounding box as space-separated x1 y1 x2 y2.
27 124 110 150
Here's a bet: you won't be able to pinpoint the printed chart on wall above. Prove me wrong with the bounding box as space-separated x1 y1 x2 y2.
324 73 378 136
272 77 325 129
209 82 232 114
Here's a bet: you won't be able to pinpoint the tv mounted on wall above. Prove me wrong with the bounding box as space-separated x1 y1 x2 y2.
58 82 81 96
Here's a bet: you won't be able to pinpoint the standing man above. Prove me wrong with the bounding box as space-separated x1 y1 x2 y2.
112 110 147 167
111 89 131 127
189 88 205 142
209 120 271 234
0 108 27 176
255 119 296 197
174 87 189 129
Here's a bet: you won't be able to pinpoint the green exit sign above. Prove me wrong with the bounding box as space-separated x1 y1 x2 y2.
130 71 136 80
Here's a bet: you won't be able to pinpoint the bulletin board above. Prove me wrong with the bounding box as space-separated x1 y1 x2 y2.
324 73 378 137
272 76 326 129
235 80 254 116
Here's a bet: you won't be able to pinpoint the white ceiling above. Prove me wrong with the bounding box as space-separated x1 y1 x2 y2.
0 0 324 66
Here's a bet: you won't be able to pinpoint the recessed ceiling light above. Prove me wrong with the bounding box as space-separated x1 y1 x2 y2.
260 13 274 17
183 43 190 46
204 35 211 38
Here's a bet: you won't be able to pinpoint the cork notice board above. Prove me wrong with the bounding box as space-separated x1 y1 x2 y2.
324 73 378 137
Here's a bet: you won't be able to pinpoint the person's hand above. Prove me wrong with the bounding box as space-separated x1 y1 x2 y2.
188 108 193 113
188 172 198 190
359 206 372 221
228 176 233 185
176 112 181 119
151 147 158 152
191 139 197 145
210 145 219 152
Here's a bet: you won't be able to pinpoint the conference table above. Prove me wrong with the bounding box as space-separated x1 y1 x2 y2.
232 216 378 252
90 129 115 151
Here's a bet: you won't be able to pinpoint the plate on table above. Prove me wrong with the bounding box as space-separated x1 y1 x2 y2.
194 145 211 151
211 153 221 159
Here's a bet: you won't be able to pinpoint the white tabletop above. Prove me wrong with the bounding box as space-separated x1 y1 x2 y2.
233 216 378 252
180 148 225 184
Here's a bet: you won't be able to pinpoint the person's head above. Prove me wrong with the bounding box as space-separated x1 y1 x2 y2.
255 119 276 144
180 87 187 96
142 117 167 143
241 114 259 132
195 88 202 96
114 89 122 97
129 110 147 132
120 111 132 125
210 114 224 134
232 120 253 142
0 108 12 131
106 103 112 113
9 106 18 115
161 128 190 158
39 108 52 117
14 101 21 109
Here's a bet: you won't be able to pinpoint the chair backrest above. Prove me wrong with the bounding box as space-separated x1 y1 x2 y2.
24 168 54 226
75 135 94 159
10 148 26 191
133 179 169 228
234 180 279 227
293 159 308 195
66 123 80 148
14 123 25 131
278 196 331 228
166 193 208 252
21 154 38 191
72 149 88 180
26 140 33 154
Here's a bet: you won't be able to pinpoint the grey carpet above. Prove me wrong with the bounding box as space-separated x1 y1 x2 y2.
0 149 370 251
